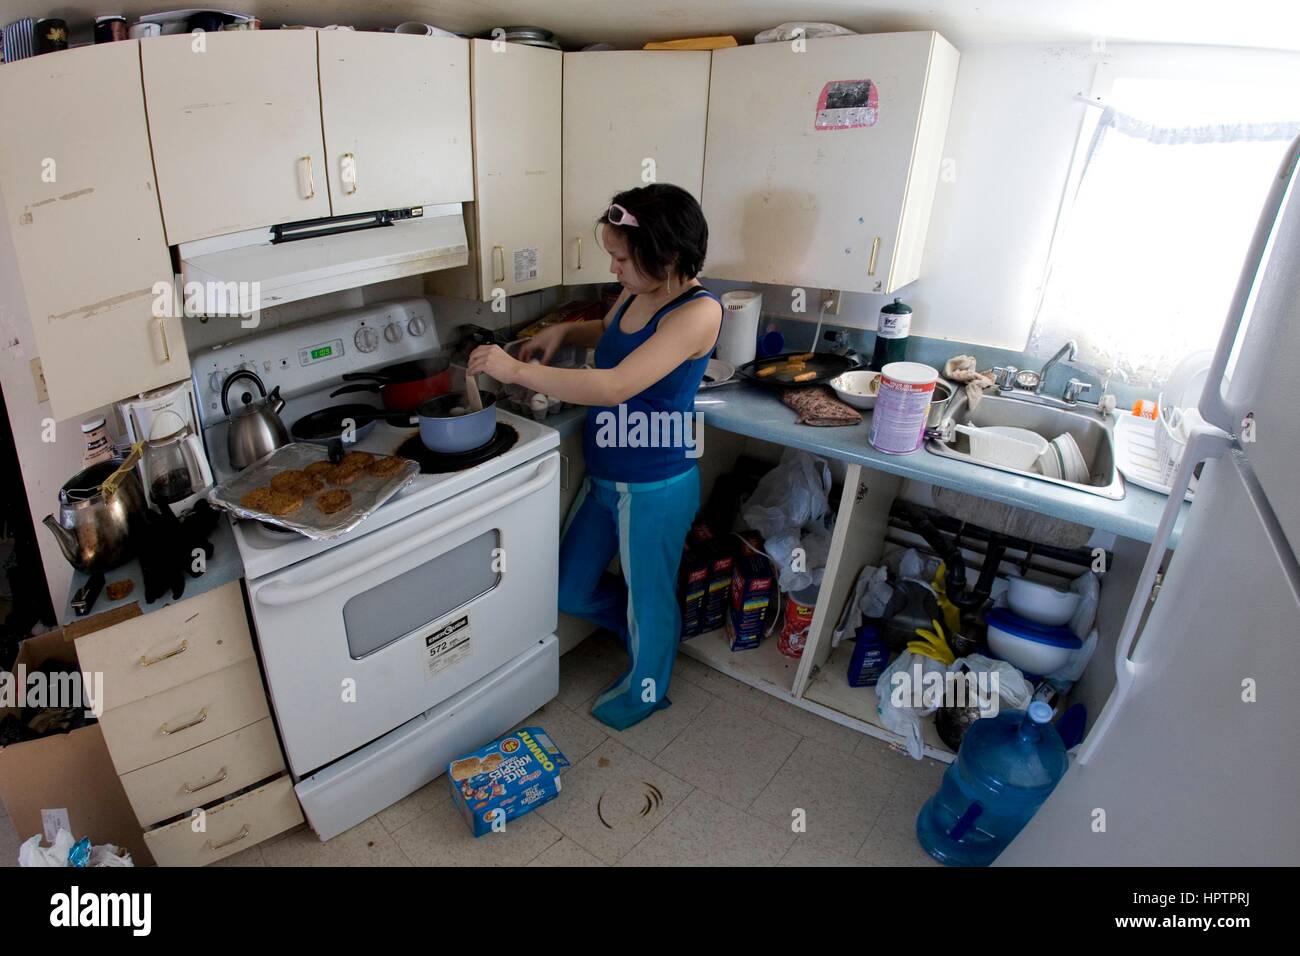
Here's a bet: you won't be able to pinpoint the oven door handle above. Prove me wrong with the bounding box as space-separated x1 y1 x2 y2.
253 456 558 607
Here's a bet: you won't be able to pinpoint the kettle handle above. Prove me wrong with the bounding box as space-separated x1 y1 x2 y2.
220 369 267 417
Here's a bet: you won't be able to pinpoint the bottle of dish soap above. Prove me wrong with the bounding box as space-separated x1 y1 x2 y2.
869 297 912 371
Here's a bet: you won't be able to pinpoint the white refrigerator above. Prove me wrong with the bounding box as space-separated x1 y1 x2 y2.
998 135 1300 866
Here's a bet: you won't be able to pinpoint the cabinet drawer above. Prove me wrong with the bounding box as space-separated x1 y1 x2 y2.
120 718 285 827
144 775 302 867
75 581 253 710
99 658 270 775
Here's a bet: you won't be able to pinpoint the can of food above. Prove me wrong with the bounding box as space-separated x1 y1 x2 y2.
868 361 939 454
777 586 819 658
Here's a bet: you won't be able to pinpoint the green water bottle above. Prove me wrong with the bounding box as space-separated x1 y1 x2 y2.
870 298 912 371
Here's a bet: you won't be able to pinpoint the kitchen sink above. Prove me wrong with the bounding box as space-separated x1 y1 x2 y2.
926 390 1126 500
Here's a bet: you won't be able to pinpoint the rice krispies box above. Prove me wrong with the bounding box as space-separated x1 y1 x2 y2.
447 727 570 837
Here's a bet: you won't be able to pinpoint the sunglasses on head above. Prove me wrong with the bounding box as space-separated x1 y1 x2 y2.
604 203 640 227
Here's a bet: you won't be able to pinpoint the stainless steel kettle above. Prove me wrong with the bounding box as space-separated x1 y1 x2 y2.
43 458 148 573
222 369 289 469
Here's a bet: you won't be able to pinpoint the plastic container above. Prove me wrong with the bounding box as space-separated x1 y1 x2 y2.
985 607 1081 677
847 622 890 686
868 362 939 455
953 423 1044 470
916 701 1068 866
717 290 762 366
777 586 818 658
1005 576 1081 626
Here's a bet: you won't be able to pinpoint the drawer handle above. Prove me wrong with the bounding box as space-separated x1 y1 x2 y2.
139 640 189 668
575 236 582 270
160 708 208 736
493 245 505 284
205 825 249 852
342 152 357 195
182 766 229 795
867 236 881 276
300 156 315 200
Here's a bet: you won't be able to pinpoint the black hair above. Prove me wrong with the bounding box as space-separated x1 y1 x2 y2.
598 183 708 281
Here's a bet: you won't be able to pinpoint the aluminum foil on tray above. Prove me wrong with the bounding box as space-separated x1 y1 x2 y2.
207 442 419 540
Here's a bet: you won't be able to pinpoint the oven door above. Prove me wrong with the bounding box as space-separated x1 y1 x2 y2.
248 452 559 777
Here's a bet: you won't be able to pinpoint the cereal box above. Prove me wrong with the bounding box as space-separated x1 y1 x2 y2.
446 727 570 837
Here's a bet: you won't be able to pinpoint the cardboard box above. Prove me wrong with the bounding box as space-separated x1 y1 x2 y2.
447 727 570 837
0 630 153 865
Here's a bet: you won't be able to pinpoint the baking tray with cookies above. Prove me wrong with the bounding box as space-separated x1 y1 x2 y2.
207 442 419 540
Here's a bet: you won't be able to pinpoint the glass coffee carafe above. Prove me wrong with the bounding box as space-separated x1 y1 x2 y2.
140 414 212 513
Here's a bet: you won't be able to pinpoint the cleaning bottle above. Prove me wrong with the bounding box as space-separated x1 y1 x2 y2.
869 297 912 370
915 701 1068 866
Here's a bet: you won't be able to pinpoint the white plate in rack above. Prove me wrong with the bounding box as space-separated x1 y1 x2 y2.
1114 414 1196 501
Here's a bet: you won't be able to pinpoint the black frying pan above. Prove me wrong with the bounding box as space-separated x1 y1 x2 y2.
736 351 862 387
290 404 393 445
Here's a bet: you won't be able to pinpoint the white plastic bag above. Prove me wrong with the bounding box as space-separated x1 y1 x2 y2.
950 653 1034 713
742 449 834 591
17 828 134 867
755 21 856 43
875 651 949 759
831 564 892 648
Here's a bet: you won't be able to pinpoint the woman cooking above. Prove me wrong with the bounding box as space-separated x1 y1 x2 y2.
467 183 723 730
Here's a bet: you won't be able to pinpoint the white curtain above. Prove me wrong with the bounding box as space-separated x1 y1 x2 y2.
1028 107 1300 389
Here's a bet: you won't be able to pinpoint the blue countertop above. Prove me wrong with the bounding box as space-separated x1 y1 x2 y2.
553 384 1188 546
63 515 245 634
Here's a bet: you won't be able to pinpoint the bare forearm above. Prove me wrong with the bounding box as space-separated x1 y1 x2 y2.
513 363 622 406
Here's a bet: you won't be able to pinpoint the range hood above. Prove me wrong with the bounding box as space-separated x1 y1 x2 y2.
179 204 468 315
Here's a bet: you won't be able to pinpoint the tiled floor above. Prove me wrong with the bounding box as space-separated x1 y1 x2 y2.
2 631 946 867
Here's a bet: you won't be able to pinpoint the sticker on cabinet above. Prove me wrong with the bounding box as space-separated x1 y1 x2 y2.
424 615 472 679
513 247 540 283
814 79 878 130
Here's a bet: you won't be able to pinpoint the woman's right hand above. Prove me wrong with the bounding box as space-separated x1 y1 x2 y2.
517 323 567 364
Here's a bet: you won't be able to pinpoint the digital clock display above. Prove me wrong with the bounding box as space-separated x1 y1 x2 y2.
311 345 333 360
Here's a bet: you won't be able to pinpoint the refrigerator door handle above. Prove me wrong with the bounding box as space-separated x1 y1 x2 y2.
1200 133 1300 434
1077 424 1231 766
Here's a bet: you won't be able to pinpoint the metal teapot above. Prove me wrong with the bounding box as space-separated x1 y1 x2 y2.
222 369 289 469
43 457 147 574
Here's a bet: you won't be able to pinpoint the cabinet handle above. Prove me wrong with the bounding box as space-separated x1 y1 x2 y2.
183 766 229 795
139 639 188 667
867 236 881 276
205 825 249 852
160 707 208 736
342 152 357 195
575 237 583 270
492 246 505 284
300 156 315 200
155 317 172 363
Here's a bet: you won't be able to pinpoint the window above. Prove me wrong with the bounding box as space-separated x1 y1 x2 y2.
1028 71 1300 390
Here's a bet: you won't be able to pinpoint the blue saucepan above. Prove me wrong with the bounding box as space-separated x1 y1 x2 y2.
415 391 498 454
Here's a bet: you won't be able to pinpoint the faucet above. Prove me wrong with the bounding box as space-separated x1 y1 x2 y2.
1036 340 1077 394
990 339 1097 409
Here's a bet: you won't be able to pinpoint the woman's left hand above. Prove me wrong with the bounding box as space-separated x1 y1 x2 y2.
467 344 519 384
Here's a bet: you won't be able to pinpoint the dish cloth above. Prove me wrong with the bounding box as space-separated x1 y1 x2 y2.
780 386 862 426
944 356 997 409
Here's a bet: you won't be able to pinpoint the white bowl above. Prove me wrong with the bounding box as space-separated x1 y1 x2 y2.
830 370 881 409
986 609 1080 676
1006 576 1081 626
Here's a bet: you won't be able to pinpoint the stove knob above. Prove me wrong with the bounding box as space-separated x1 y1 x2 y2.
407 315 427 337
384 322 404 344
208 370 225 393
354 326 379 353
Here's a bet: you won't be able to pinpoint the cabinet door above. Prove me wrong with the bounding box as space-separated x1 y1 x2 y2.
468 40 561 298
562 51 710 285
0 41 186 421
318 32 473 215
142 31 330 243
702 32 958 294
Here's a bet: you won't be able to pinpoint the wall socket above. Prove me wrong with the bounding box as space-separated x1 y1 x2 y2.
29 358 48 403
820 289 842 315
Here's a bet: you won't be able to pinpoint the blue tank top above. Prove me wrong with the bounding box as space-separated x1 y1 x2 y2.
582 285 722 483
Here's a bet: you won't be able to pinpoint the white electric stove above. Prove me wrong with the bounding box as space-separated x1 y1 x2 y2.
193 300 562 841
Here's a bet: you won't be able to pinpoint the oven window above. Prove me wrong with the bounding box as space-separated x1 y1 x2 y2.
342 529 501 659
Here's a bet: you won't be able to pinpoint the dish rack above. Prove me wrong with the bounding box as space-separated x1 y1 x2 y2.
1154 394 1187 485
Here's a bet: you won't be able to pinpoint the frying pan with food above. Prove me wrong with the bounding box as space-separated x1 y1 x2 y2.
736 352 862 387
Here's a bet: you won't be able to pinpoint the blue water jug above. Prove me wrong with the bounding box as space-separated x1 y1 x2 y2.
916 701 1068 866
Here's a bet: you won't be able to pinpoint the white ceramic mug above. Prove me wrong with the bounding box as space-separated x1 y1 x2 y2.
128 22 161 39
395 22 434 35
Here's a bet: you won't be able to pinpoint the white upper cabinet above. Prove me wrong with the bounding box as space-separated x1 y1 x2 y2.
702 32 960 294
430 39 561 300
142 31 331 244
318 32 473 215
562 51 711 285
0 41 186 421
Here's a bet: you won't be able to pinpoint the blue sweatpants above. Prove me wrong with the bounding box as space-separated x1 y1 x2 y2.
557 466 700 730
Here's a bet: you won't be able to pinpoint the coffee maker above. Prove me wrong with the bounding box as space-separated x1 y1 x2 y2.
117 380 214 515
